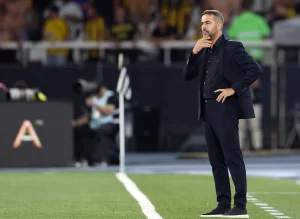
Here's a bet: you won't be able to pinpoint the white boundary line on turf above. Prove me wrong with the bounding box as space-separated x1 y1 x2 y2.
248 192 300 195
116 172 163 219
247 193 291 219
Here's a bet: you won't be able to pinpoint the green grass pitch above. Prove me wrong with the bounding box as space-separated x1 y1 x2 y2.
0 172 299 218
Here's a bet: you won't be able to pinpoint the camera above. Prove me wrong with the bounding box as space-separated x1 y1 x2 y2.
7 88 46 102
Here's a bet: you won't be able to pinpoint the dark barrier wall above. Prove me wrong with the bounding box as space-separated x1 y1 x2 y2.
284 64 300 147
0 63 299 151
0 102 73 167
0 64 100 101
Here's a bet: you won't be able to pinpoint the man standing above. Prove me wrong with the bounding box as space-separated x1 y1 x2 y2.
183 10 262 218
73 84 119 167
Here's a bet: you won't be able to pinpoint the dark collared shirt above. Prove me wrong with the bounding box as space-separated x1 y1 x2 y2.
203 34 229 99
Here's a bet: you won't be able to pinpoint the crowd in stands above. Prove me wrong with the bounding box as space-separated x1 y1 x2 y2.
0 0 299 64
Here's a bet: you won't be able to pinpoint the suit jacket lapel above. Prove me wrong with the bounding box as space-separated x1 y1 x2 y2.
219 45 224 77
219 38 232 87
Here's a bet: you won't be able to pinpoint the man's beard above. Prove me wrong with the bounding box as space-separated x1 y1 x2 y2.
202 31 209 38
203 29 217 39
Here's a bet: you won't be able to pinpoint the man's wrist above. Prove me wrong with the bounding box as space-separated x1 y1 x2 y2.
192 49 198 55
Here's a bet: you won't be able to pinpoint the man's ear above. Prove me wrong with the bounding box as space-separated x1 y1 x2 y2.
218 22 223 31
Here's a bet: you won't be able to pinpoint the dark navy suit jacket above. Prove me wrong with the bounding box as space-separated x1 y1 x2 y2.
183 36 262 120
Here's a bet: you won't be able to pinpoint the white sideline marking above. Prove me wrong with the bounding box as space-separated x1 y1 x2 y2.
254 203 268 206
248 192 300 195
271 212 284 216
265 209 280 212
252 200 261 203
247 194 291 219
116 173 163 219
246 198 257 201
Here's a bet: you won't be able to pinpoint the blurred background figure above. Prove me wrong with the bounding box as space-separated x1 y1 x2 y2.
151 14 175 61
264 0 299 29
59 0 83 40
73 83 119 168
228 0 270 63
110 6 138 42
43 5 69 65
151 14 175 41
83 3 106 62
228 0 270 151
109 6 139 63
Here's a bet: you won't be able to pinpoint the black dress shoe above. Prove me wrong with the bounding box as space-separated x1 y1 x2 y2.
201 206 231 218
222 207 249 218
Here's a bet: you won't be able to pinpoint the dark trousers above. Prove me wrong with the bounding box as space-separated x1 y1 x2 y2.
74 124 93 162
203 97 247 209
73 123 118 165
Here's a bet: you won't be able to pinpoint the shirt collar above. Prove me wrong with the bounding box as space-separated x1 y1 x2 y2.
213 34 224 48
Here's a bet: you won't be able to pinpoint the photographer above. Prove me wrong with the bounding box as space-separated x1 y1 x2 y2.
73 84 119 167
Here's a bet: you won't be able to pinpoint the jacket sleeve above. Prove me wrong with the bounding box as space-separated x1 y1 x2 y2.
231 42 262 96
183 52 199 81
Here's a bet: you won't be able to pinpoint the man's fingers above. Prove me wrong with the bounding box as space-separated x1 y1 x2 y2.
222 95 227 103
214 89 223 93
216 92 228 103
198 42 211 47
203 43 211 48
218 95 225 103
216 93 222 102
215 89 232 102
200 39 212 44
202 43 210 48
202 40 212 44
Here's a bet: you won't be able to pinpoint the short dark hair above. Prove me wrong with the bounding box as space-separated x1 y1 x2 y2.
97 83 104 91
49 5 59 13
202 10 224 24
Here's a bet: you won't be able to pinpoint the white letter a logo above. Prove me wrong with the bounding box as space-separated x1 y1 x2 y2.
13 120 42 149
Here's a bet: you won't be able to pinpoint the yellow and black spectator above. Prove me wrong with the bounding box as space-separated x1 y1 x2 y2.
85 5 106 60
160 0 191 38
110 7 138 41
177 0 192 36
43 5 69 65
